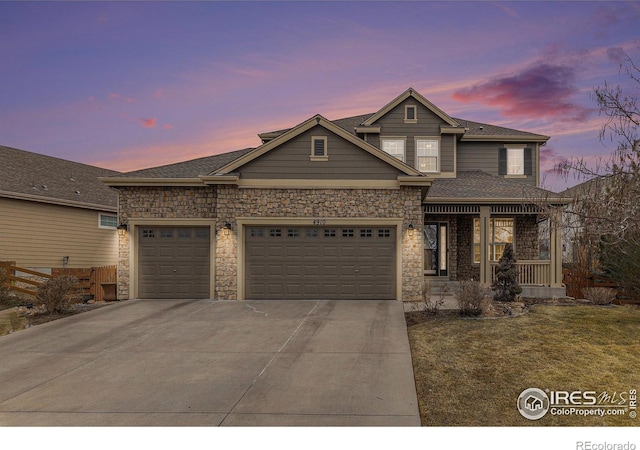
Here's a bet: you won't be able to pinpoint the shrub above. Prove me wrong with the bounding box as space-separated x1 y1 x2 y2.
583 287 617 305
36 276 80 314
456 280 490 316
491 243 522 302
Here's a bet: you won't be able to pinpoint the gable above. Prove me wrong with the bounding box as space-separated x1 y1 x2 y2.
238 124 404 181
362 88 459 128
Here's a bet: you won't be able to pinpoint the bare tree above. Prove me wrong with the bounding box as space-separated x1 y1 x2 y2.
558 53 640 298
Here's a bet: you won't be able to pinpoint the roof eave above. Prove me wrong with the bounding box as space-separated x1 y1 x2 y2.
460 134 550 143
100 177 205 187
0 190 117 212
424 196 570 205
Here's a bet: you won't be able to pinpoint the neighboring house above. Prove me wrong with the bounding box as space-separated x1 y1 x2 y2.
0 145 120 272
560 176 613 265
104 88 568 301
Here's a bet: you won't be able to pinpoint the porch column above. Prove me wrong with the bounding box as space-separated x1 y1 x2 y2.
549 208 563 287
479 206 491 284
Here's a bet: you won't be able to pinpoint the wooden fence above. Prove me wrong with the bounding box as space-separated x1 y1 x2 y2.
1 261 117 302
562 268 639 304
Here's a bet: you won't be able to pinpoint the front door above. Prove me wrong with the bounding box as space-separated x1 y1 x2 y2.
424 222 448 277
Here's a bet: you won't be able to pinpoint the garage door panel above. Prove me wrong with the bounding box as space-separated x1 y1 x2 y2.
138 227 210 299
245 226 396 300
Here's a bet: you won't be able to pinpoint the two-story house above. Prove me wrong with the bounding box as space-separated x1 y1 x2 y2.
104 88 567 301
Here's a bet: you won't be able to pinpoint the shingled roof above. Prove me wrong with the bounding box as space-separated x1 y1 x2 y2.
0 145 120 210
259 113 548 141
425 171 563 202
119 148 255 178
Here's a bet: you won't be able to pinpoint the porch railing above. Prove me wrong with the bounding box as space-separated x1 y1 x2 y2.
491 260 551 286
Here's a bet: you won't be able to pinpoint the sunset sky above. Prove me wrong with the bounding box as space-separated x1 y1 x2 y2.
2 1 639 191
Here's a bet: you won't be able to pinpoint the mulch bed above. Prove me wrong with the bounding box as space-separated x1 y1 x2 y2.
405 296 601 327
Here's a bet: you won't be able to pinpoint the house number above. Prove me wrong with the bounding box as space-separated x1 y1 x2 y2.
313 219 326 225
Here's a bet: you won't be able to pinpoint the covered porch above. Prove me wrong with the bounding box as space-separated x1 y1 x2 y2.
422 171 569 298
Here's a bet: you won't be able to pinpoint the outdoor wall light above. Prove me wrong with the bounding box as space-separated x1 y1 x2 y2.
223 222 232 233
117 223 128 235
408 223 415 235
62 256 69 266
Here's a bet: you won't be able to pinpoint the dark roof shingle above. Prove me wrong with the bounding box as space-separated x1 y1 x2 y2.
120 148 255 178
0 145 120 209
426 171 561 200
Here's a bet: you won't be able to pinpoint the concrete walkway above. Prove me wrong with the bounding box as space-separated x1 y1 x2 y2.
0 299 420 426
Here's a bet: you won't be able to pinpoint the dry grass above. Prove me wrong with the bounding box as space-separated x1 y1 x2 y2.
407 304 640 426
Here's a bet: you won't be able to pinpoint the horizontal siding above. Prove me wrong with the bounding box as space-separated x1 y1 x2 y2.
441 135 455 173
457 142 538 186
372 100 456 173
0 197 118 269
240 125 401 180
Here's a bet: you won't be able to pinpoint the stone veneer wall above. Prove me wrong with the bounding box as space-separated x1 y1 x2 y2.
117 185 423 301
456 214 540 281
215 185 424 301
117 186 217 299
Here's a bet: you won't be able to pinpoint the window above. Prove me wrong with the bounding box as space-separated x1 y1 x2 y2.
342 229 354 238
360 229 373 238
269 229 282 237
287 229 300 238
378 229 391 238
160 229 173 238
416 139 440 173
404 105 417 123
381 138 406 162
473 218 514 263
142 229 155 238
250 228 264 237
499 146 532 176
324 229 336 237
508 148 524 175
99 214 118 229
310 136 328 160
178 229 192 238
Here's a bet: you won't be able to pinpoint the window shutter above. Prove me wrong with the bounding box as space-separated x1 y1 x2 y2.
498 148 507 175
524 147 533 176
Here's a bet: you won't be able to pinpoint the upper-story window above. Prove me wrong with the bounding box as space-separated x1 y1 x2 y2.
381 138 406 162
310 136 328 161
416 138 440 173
508 148 524 175
499 146 533 176
404 105 417 123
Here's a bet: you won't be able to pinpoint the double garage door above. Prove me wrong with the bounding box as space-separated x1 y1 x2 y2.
245 226 397 300
137 225 397 300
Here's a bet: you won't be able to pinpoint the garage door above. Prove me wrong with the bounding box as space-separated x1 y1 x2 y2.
245 226 396 300
138 226 210 299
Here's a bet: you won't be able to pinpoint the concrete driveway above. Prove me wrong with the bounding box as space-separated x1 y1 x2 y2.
0 299 420 426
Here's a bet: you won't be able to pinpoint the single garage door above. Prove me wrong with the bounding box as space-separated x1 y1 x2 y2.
138 226 210 299
245 226 396 300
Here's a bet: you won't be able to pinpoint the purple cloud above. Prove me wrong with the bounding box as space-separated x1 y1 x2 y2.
452 63 592 122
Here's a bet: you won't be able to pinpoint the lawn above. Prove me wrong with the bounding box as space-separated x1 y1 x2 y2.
407 304 640 426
